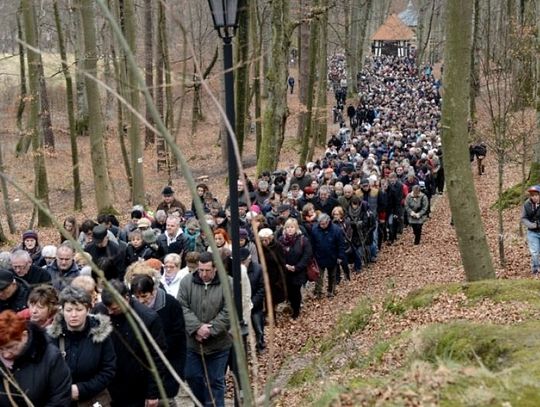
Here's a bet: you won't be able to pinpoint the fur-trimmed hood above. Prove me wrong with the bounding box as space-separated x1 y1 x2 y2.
47 313 113 343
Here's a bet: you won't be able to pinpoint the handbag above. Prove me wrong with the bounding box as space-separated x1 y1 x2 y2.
306 258 320 282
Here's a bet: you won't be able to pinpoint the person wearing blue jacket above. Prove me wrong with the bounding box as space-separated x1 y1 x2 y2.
310 213 347 298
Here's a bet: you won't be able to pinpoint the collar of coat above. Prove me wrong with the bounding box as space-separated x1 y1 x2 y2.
47 313 113 344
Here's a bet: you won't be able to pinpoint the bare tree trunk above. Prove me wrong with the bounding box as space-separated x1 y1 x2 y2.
37 51 55 150
258 0 290 174
21 0 51 227
296 0 310 141
250 0 263 158
469 0 480 129
441 0 495 281
69 2 89 137
534 0 540 179
144 0 154 148
313 0 328 148
79 0 116 214
15 9 27 144
122 0 146 206
0 142 16 234
53 0 82 210
347 0 360 98
155 0 167 173
300 0 320 165
235 0 250 154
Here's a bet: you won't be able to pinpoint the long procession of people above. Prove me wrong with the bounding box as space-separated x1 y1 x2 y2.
0 54 451 406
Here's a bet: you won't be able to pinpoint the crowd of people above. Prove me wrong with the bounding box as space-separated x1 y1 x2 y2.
0 54 445 406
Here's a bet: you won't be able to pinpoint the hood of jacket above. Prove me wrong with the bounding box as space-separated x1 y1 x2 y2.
47 313 113 343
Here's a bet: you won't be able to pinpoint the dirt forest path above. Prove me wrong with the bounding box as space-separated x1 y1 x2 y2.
255 151 530 403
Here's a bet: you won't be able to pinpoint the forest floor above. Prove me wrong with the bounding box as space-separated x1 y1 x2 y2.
0 61 534 405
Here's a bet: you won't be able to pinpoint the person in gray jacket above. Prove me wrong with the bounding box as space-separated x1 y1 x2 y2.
177 251 231 407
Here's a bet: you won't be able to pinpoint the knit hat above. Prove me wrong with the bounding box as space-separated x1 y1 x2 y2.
22 230 38 241
137 218 152 229
142 229 157 244
239 228 249 239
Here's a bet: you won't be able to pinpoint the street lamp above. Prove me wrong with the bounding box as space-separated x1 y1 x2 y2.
207 0 242 322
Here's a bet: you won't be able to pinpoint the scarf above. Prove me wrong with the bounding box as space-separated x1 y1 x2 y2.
280 233 297 248
347 204 362 221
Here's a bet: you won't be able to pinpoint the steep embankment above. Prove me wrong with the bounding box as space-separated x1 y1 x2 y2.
256 153 532 406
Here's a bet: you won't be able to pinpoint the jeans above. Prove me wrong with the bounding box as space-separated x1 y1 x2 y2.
527 230 540 273
185 348 230 407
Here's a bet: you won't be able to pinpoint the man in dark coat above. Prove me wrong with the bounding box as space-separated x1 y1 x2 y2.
97 280 167 407
0 268 31 312
386 172 406 244
85 225 126 281
241 248 265 351
45 243 80 290
10 250 51 286
310 213 347 298
156 186 187 216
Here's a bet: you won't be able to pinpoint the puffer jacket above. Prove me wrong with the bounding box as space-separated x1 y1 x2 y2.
0 323 71 406
47 313 116 405
178 272 232 355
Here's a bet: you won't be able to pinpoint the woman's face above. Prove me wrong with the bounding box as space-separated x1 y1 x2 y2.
332 211 343 221
29 301 52 325
24 238 36 250
261 236 273 246
214 234 225 247
63 302 88 331
134 290 156 307
0 331 29 361
164 260 179 275
64 221 74 232
285 224 296 236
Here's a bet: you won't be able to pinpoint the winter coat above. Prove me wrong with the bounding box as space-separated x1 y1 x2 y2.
46 260 80 291
150 289 186 394
85 240 127 281
278 233 312 286
0 323 71 406
310 223 347 269
156 198 187 216
0 277 30 313
125 242 162 266
19 264 51 286
178 272 232 355
522 199 540 231
47 313 116 405
160 269 189 298
314 196 339 216
94 299 167 406
386 181 405 215
405 192 429 225
246 262 265 312
259 240 288 306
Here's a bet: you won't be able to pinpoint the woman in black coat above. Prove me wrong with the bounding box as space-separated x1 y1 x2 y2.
48 286 116 406
0 310 72 406
258 228 288 312
278 218 312 319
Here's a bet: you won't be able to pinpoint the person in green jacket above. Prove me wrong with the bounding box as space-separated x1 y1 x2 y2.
178 251 231 407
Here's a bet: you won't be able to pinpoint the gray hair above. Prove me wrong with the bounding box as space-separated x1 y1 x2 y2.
42 245 57 258
59 285 92 308
0 251 11 268
155 210 167 222
318 213 331 223
10 249 31 262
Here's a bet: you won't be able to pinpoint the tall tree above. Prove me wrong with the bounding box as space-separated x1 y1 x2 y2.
21 0 51 227
79 0 116 214
250 0 263 158
235 0 250 154
122 0 146 206
296 0 310 141
258 0 291 173
0 141 16 234
441 0 495 281
144 0 154 147
531 0 540 180
313 0 328 148
15 9 27 141
53 0 82 210
299 0 320 165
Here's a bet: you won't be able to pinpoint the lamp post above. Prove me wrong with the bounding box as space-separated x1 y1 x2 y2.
207 0 242 322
